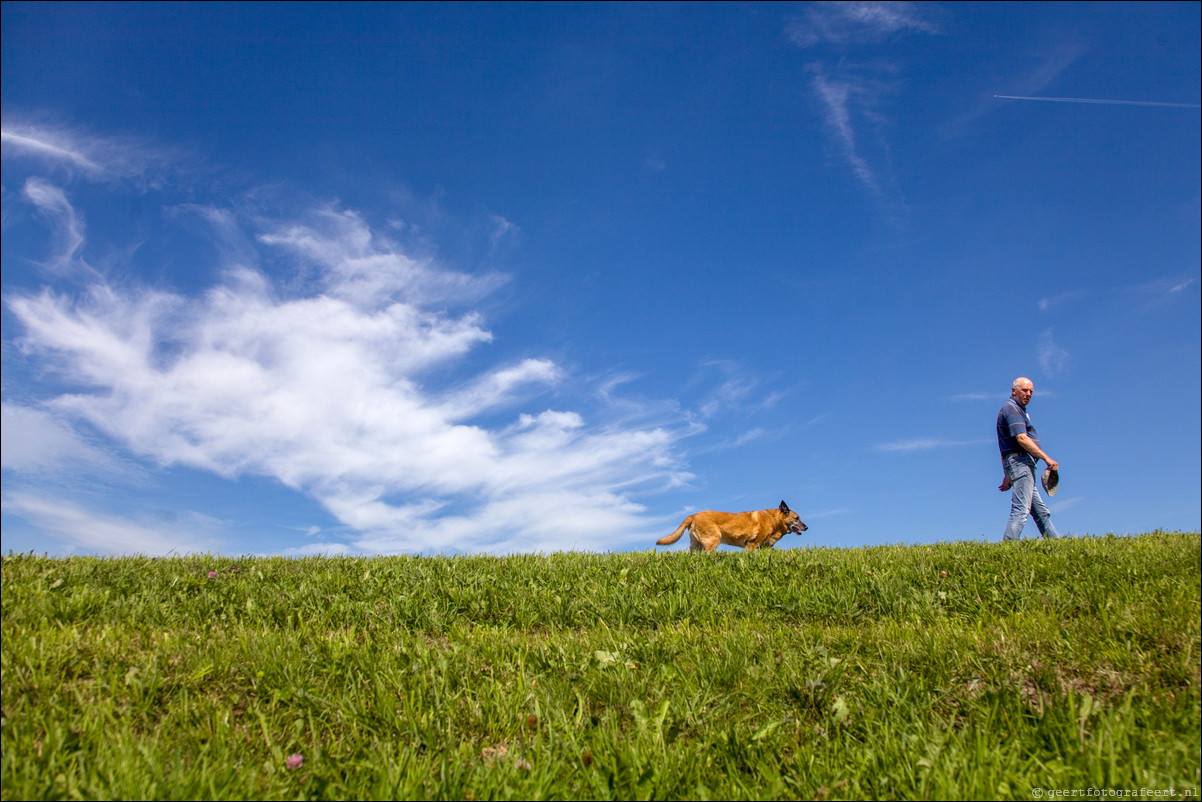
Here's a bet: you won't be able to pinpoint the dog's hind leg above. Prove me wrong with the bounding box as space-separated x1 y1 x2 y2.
689 522 720 552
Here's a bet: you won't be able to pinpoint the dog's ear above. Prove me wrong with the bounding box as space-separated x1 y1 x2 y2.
779 500 790 513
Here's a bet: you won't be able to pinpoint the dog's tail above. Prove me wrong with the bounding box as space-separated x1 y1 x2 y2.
656 515 694 546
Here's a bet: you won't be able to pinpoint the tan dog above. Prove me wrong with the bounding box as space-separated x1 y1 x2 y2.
656 501 808 552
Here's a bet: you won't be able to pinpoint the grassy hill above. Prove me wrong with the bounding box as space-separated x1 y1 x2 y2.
2 532 1199 800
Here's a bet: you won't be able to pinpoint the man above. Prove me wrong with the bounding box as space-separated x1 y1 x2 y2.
997 377 1060 541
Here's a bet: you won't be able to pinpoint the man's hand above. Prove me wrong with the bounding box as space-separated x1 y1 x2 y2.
1046 458 1059 472
999 476 1012 492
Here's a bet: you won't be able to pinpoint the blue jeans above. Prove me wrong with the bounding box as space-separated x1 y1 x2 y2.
1003 453 1059 541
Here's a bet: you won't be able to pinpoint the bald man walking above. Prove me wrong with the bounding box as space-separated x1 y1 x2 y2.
997 377 1061 541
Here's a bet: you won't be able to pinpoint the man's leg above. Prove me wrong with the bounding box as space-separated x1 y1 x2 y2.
1003 456 1034 541
1030 489 1060 539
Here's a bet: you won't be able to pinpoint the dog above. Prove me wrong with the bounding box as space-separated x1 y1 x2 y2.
656 501 808 553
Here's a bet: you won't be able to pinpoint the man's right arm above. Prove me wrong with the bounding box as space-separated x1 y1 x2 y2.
1015 433 1058 472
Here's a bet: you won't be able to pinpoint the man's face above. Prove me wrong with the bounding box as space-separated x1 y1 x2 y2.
1012 382 1034 405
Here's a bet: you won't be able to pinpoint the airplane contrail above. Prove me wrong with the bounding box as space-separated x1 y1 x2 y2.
994 94 1201 109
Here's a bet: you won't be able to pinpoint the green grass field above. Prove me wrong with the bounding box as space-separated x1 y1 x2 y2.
2 532 1199 800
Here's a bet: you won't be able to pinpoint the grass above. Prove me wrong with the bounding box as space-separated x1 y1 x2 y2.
2 532 1199 800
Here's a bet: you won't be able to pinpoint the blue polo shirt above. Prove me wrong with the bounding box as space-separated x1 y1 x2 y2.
997 397 1039 457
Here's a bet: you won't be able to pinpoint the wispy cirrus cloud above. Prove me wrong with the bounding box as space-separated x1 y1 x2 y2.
944 40 1086 139
1127 275 1199 300
807 65 888 196
486 214 520 257
0 401 130 477
1 122 179 185
2 492 223 557
787 3 938 208
6 193 691 555
786 2 938 49
1007 42 1088 100
1038 289 1089 312
875 437 989 453
1037 329 1070 377
2 128 105 175
1039 277 1194 317
693 359 790 415
17 178 105 280
690 427 769 457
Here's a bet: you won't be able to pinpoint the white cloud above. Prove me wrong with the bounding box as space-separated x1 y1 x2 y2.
690 359 790 420
6 202 689 554
257 206 505 310
20 178 99 278
1 492 221 556
1037 289 1089 312
787 2 938 49
1037 329 1070 377
876 438 990 453
1127 275 1199 301
280 541 355 558
690 427 770 457
943 41 1086 140
438 358 563 422
1011 42 1087 98
486 214 520 256
1 123 178 186
786 3 939 211
2 128 105 175
809 67 882 195
0 402 122 475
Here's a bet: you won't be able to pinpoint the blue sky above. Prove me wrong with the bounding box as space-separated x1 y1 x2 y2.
2 1 1199 557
